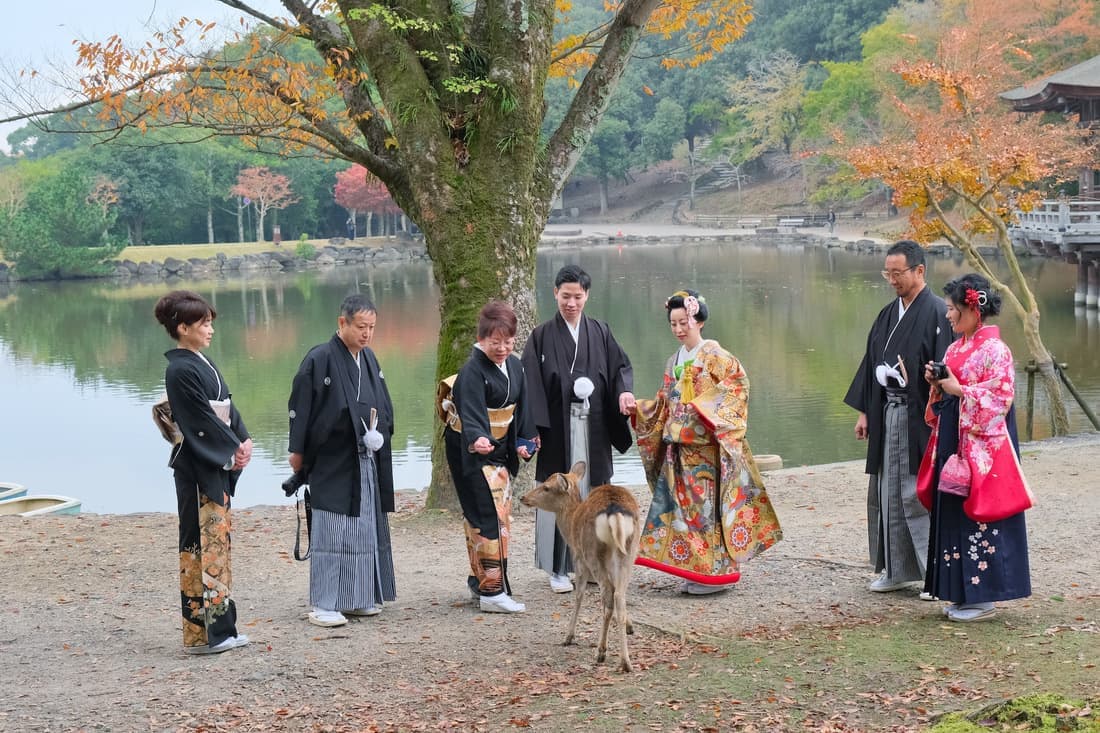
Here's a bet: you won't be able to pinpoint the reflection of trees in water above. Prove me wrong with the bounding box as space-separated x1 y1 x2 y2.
0 248 1094 466
0 264 442 452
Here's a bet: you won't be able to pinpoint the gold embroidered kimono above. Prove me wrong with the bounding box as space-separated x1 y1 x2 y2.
634 339 782 584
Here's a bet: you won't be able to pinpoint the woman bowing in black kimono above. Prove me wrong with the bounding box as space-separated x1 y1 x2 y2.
444 300 537 614
154 290 252 655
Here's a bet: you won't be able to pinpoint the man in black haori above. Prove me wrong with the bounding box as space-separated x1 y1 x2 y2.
288 294 396 628
522 264 635 594
845 240 953 595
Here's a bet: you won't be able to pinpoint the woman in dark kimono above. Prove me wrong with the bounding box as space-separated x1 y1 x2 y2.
154 290 252 655
444 300 537 614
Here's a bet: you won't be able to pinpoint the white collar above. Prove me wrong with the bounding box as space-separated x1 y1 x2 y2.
677 341 703 364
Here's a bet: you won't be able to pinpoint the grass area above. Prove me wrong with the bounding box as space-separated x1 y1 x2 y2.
117 237 387 262
488 597 1100 731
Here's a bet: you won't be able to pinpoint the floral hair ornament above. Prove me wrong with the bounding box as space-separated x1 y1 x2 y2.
683 295 701 326
964 288 987 309
665 290 706 325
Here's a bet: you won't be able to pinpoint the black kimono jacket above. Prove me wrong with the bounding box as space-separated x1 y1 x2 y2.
164 349 249 505
844 285 953 475
287 334 395 515
447 348 536 480
521 313 633 485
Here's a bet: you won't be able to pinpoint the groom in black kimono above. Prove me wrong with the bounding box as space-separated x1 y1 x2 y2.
844 240 953 595
522 264 635 593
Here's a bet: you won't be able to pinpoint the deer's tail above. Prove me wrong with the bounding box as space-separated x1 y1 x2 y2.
595 510 635 556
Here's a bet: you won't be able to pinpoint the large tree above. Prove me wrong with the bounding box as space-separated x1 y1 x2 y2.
841 0 1100 436
3 0 753 505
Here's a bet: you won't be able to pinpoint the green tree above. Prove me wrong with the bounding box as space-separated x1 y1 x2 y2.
0 162 124 279
640 98 687 165
581 116 633 214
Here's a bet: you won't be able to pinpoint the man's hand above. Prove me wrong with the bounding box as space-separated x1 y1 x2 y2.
471 436 494 455
289 451 304 473
854 413 868 441
233 438 254 470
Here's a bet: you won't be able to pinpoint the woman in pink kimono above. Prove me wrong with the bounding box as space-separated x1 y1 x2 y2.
631 289 782 594
917 274 1032 622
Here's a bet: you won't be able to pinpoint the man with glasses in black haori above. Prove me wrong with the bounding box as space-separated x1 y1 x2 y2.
844 240 953 596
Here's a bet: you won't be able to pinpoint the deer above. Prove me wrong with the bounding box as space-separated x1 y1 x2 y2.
520 461 641 672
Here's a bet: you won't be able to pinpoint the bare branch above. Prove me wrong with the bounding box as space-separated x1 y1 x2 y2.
542 0 663 199
214 0 294 33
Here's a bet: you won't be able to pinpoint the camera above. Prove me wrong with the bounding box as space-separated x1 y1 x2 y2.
929 362 948 381
282 470 308 497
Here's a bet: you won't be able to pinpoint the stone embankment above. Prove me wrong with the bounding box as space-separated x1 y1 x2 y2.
108 241 430 282
0 226 985 285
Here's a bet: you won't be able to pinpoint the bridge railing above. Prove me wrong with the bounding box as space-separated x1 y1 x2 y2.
1013 199 1100 234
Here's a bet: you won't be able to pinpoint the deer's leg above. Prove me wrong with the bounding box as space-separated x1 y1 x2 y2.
614 581 633 673
564 567 587 646
597 581 614 664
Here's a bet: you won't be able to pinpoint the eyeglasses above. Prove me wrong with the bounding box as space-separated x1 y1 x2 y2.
881 266 917 281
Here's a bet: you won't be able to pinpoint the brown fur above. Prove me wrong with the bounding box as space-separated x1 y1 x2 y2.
520 461 641 672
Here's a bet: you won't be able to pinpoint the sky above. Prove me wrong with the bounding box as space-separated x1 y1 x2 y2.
0 0 283 151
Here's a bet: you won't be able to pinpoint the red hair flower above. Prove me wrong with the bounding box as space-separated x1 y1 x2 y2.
964 288 987 309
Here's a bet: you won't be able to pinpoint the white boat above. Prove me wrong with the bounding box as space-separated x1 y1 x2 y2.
0 495 82 516
0 482 27 501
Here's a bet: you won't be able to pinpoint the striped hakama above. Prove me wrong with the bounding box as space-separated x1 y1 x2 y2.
309 453 396 612
867 388 929 582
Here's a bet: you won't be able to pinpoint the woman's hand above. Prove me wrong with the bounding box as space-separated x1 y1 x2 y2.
472 436 494 455
925 363 963 398
619 391 637 415
517 445 532 460
233 438 254 470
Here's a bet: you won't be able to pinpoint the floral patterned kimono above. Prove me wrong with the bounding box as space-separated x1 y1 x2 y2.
916 326 1032 604
633 339 782 585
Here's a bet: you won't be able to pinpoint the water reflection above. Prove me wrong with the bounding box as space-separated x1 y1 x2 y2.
0 242 1096 514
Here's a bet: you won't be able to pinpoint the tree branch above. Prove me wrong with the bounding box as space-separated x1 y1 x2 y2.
215 0 294 33
925 182 1028 323
541 0 662 200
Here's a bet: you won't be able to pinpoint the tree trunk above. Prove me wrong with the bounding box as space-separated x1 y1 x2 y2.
237 198 245 244
599 172 609 216
255 207 265 243
207 202 215 244
131 215 145 246
418 193 540 512
1018 307 1071 435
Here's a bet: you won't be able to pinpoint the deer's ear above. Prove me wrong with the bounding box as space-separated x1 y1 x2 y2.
555 474 571 494
570 461 587 480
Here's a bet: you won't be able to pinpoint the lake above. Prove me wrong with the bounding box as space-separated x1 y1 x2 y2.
1 239 1096 514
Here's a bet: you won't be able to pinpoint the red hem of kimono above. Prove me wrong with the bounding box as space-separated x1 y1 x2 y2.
634 556 741 584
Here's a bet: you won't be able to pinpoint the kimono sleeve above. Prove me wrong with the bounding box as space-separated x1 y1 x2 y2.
454 362 494 446
514 359 537 440
843 325 875 414
959 339 1014 440
167 363 240 471
606 327 634 396
691 348 750 452
520 328 552 431
287 352 316 455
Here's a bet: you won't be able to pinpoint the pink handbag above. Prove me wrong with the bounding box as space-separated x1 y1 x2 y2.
938 453 971 497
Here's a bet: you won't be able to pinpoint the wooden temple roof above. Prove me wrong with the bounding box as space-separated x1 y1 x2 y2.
1001 54 1100 112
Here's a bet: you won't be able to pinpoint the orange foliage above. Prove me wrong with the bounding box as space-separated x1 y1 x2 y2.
73 17 363 156
844 0 1097 243
549 0 753 82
